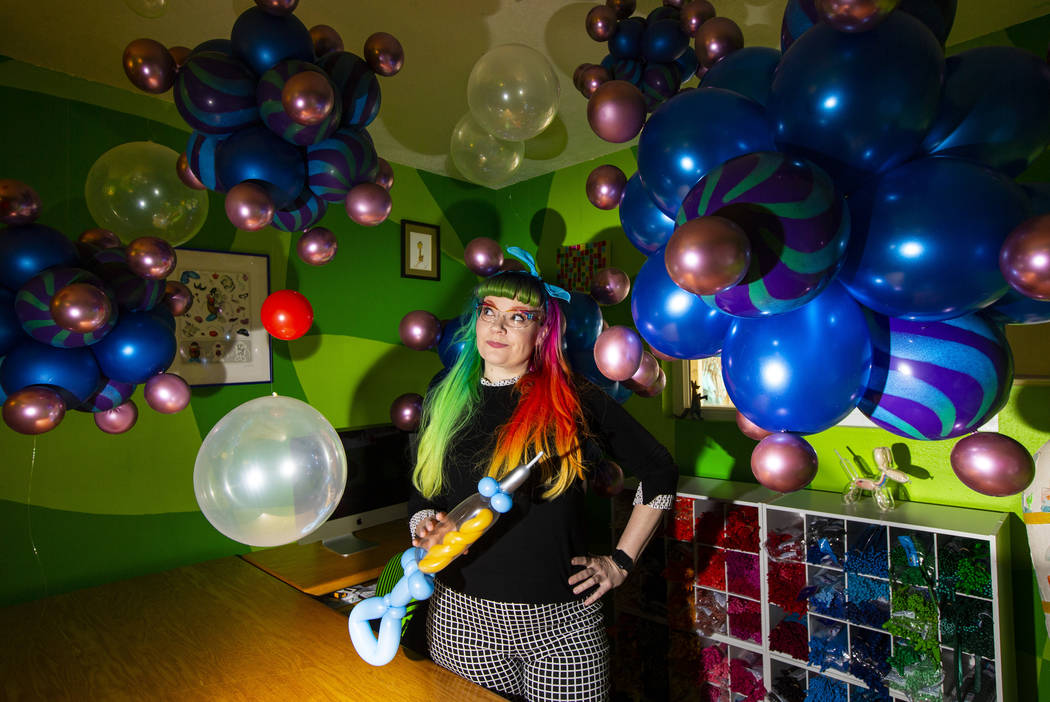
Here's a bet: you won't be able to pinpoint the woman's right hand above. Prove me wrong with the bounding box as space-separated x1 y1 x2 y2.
412 511 456 552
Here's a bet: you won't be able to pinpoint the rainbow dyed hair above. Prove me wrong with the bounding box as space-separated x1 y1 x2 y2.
413 271 587 500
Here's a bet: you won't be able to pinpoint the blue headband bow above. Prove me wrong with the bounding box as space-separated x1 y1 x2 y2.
504 246 571 302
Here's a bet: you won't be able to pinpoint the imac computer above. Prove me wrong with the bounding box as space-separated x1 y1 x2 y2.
301 422 414 556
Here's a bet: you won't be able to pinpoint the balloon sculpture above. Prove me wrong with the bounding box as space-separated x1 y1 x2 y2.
122 1 403 247
350 452 543 666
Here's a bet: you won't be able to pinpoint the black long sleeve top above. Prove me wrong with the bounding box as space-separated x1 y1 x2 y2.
408 377 678 604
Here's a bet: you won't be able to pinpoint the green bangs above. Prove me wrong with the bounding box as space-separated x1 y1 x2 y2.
475 272 546 308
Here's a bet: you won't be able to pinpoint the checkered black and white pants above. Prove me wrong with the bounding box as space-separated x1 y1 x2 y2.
426 581 610 701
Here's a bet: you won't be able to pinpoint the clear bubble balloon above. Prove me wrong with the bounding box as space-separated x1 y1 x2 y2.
193 394 347 547
449 114 524 187
467 44 560 142
124 0 168 19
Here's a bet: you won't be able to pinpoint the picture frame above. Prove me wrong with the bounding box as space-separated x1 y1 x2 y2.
693 356 736 414
401 220 440 280
167 249 272 386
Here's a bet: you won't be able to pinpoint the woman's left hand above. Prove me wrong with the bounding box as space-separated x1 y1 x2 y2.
568 555 628 606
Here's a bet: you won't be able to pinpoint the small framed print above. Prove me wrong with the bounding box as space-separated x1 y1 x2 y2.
401 220 440 280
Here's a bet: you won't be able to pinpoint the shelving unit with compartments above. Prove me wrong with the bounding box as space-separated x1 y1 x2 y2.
609 477 1014 702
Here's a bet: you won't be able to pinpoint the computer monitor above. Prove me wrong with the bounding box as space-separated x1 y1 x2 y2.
301 422 414 556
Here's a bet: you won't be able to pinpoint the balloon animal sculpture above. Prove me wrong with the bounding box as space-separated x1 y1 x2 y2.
839 447 911 511
349 452 544 666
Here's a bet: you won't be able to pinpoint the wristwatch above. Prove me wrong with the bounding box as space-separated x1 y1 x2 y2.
610 549 634 575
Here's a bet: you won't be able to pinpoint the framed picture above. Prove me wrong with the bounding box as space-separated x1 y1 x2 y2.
694 356 735 411
167 249 272 386
401 220 440 280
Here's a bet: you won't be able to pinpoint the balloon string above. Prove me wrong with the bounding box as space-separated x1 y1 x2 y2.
26 436 48 599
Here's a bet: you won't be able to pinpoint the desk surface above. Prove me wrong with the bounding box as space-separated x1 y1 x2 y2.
0 556 502 702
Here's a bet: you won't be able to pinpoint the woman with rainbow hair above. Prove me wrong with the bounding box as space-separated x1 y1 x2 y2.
408 248 677 701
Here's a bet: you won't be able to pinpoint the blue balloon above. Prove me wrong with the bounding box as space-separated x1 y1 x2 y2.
642 19 689 64
215 125 306 209
898 0 957 45
0 338 101 404
779 0 817 52
637 87 774 216
646 7 678 23
560 292 603 356
567 348 629 403
609 17 646 60
985 290 1050 326
839 157 1029 321
0 288 20 357
90 310 176 384
230 6 314 76
191 38 233 57
699 47 781 108
768 12 944 193
437 314 471 368
722 282 872 434
630 254 732 359
0 225 78 291
619 173 676 255
673 48 699 83
922 46 1050 177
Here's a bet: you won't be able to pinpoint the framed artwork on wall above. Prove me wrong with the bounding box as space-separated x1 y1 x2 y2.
167 249 272 386
401 220 440 280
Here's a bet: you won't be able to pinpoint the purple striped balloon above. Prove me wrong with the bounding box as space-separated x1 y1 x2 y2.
174 51 259 135
271 187 328 232
78 377 136 413
306 128 379 202
319 52 381 129
257 59 342 146
185 131 228 192
89 248 164 312
15 267 115 347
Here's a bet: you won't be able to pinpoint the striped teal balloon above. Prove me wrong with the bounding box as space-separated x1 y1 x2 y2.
15 267 116 347
319 52 381 129
256 59 342 147
185 131 228 192
306 128 378 202
271 188 328 233
174 51 259 135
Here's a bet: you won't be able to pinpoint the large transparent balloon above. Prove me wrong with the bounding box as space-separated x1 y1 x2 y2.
467 44 560 142
449 114 524 187
193 394 347 547
85 141 210 247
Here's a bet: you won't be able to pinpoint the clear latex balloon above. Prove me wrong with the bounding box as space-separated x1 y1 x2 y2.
467 44 560 141
124 0 168 18
449 114 524 187
85 141 209 247
193 395 347 547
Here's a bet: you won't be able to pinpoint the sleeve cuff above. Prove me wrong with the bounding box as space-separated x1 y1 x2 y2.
409 509 436 539
632 484 674 510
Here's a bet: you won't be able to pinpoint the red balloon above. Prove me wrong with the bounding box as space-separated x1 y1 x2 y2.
586 6 618 41
399 310 442 350
176 152 206 190
0 179 41 225
255 0 298 15
3 386 65 435
590 267 631 306
390 392 423 431
624 352 660 391
587 80 647 144
695 17 744 68
606 0 636 20
815 0 899 32
636 367 667 397
680 0 716 36
464 237 504 277
591 460 625 497
751 433 818 492
374 158 395 191
594 326 644 382
297 227 338 266
665 216 751 295
345 183 392 226
579 65 612 99
262 289 314 340
364 32 404 77
1000 214 1050 300
225 182 275 231
310 24 344 57
95 399 139 434
736 411 773 441
586 165 628 210
951 432 1035 497
50 283 114 334
122 38 176 94
127 236 177 280
163 280 193 316
144 373 191 414
282 70 335 126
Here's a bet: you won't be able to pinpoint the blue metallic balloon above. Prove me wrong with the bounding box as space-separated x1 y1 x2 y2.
642 18 689 64
0 224 78 291
191 38 233 57
779 0 817 52
230 6 314 76
0 338 101 404
722 281 872 434
620 173 676 255
609 17 646 60
768 12 944 193
700 47 781 108
630 253 732 359
560 292 604 356
673 47 698 83
838 157 1030 321
985 290 1050 325
898 0 956 45
0 287 22 357
922 46 1050 178
637 87 774 216
436 314 471 369
646 7 678 23
90 310 176 384
215 125 306 209
185 131 228 191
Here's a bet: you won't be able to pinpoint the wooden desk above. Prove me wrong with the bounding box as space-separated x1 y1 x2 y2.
0 556 503 701
241 519 408 595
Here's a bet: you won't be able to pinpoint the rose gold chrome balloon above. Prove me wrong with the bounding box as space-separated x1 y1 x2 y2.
751 433 818 492
590 267 631 306
607 0 636 20
0 179 41 225
464 237 504 277
594 326 644 382
649 345 678 362
390 393 423 431
591 460 625 497
168 45 192 69
122 38 177 94
309 24 344 57
625 352 660 391
573 63 594 91
399 310 442 351
500 258 527 273
50 283 114 334
345 183 392 226
374 158 394 191
364 32 404 77
736 411 773 441
579 65 612 99
225 182 275 231
127 236 177 279
1000 214 1050 300
636 367 667 397
586 165 628 210
163 280 193 316
3 387 65 435
95 400 139 434
816 0 899 33
665 216 751 295
680 0 716 36
951 431 1035 497
144 373 191 414
695 17 744 68
587 80 647 144
255 0 298 15
297 227 338 266
586 6 618 41
282 70 335 126
176 152 206 190
78 227 122 249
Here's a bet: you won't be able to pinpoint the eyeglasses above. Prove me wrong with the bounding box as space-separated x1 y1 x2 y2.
476 302 542 329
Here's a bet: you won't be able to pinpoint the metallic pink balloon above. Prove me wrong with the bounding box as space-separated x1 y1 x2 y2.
736 411 773 441
163 280 193 316
50 283 114 334
636 367 667 397
345 183 392 226
399 310 442 351
649 345 678 362
374 158 395 191
390 392 424 431
624 352 660 391
122 38 176 94
169 45 191 69
95 399 139 434
573 63 594 91
176 152 206 190
0 179 41 225
579 65 612 99
225 182 275 231
364 32 404 77
1000 214 1050 300
586 165 628 210
590 267 631 306
500 258 527 273
607 0 636 20
681 0 717 36
586 5 618 41
751 433 818 492
255 0 298 15
144 373 191 414
127 236 177 280
587 80 647 144
297 227 338 266
591 460 625 497
665 216 751 295
951 431 1035 497
695 17 744 68
310 24 344 57
78 227 122 249
3 387 65 435
815 0 899 33
594 325 644 382
282 70 335 126
464 237 504 277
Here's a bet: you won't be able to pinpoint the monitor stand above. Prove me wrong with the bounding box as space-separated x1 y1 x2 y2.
322 532 379 557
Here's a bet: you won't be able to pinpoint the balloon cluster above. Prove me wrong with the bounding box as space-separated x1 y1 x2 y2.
0 179 193 435
122 0 402 239
450 45 560 186
591 1 1050 496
